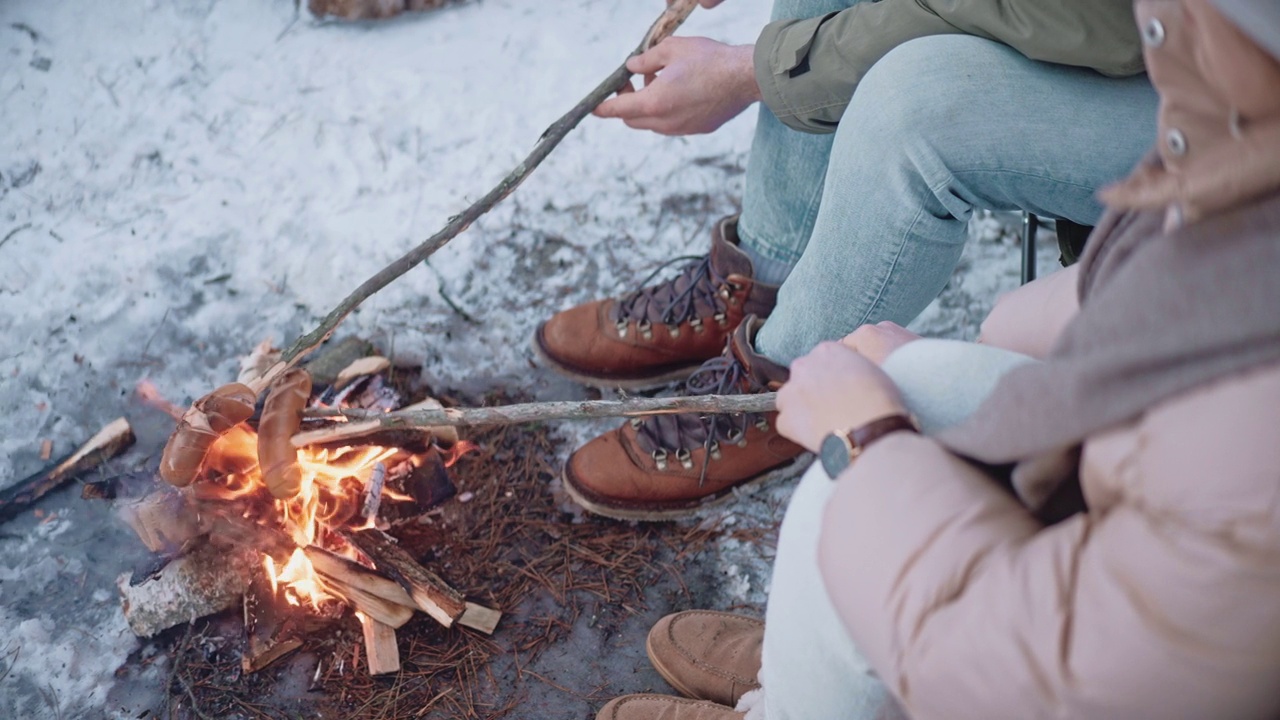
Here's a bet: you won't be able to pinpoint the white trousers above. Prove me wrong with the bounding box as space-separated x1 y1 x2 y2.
754 340 1034 720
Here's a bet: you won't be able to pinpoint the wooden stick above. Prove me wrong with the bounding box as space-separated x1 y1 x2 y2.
242 572 305 673
357 612 401 676
341 528 469 628
317 574 414 629
304 546 418 610
458 602 502 635
300 392 778 430
273 0 700 372
1 417 134 524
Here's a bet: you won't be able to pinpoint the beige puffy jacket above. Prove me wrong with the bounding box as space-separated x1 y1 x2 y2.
822 294 1280 718
816 1 1280 717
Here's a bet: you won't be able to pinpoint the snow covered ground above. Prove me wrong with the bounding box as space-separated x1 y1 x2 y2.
0 0 1057 716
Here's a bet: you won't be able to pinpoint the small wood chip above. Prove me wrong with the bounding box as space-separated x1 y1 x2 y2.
39 439 52 460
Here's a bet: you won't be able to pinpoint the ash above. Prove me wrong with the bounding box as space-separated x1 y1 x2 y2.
0 0 1063 717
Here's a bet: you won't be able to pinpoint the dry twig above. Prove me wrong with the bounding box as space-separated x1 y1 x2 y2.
273 0 700 372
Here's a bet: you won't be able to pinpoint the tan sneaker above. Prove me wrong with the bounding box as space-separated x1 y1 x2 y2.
561 316 806 521
647 611 763 707
534 216 779 390
596 694 744 720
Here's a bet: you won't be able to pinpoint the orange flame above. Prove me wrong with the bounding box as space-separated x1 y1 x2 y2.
204 422 429 609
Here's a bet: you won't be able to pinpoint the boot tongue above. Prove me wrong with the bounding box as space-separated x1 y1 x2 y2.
707 216 755 279
728 316 789 390
608 259 708 325
610 218 749 327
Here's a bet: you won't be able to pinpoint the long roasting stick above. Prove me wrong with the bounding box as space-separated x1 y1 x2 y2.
300 392 778 429
253 0 700 390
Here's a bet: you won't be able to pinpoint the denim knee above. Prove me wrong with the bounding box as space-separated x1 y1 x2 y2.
838 36 1026 182
770 0 859 23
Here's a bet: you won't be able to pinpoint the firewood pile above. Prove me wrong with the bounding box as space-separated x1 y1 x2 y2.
87 371 769 718
88 338 501 678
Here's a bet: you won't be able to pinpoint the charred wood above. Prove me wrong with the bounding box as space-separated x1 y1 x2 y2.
2 417 134 524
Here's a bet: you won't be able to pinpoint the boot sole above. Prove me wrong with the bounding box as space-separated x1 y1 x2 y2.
530 331 704 392
560 455 812 523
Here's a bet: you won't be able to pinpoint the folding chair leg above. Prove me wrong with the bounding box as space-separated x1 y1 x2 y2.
1021 213 1039 285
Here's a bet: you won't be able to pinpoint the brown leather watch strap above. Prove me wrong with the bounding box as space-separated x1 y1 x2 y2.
846 414 919 458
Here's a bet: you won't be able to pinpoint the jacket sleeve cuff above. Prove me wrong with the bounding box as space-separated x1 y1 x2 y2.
754 14 845 134
753 4 962 135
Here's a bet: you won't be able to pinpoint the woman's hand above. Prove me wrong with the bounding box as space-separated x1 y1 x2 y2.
594 37 760 136
776 342 908 453
839 321 920 366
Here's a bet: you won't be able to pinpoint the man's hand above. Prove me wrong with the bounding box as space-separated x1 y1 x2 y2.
840 322 920 366
776 342 908 453
594 37 761 136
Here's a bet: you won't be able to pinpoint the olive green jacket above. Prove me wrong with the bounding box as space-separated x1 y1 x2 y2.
755 0 1144 133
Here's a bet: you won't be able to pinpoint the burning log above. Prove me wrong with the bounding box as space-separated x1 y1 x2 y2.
362 462 387 520
1 417 134 524
242 573 306 673
357 613 401 676
304 546 417 613
341 529 470 629
116 485 204 554
317 573 413 629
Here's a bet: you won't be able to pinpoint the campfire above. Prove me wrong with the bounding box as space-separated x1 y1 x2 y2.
91 340 500 676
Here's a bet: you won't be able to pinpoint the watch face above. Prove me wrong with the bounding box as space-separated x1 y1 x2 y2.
820 433 850 479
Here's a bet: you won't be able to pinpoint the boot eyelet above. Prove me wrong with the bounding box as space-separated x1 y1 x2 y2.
713 312 727 327
616 320 629 338
651 448 668 471
629 417 643 428
708 441 722 460
637 319 653 341
726 429 746 447
667 323 681 339
676 448 693 469
755 417 770 432
718 286 732 301
689 317 704 334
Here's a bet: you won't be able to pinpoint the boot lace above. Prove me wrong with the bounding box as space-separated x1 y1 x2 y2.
614 255 734 329
634 353 771 483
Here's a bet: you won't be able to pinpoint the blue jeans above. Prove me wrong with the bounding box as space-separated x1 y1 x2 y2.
737 0 1158 364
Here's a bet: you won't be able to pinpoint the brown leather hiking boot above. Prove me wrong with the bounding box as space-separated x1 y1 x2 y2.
562 316 806 521
535 216 779 390
596 695 744 720
646 611 763 707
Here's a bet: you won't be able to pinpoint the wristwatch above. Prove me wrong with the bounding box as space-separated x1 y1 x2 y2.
820 414 919 479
